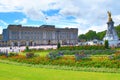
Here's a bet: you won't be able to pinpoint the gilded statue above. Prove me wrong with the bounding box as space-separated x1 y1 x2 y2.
107 11 112 22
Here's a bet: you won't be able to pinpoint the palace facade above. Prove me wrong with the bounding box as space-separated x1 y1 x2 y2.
2 25 78 46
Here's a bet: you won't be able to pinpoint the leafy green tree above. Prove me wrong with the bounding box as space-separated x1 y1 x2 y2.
57 42 61 49
97 31 106 40
104 40 109 49
85 30 97 40
78 34 87 41
115 25 120 38
25 46 30 52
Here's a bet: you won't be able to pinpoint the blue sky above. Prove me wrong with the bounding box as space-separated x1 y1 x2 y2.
0 0 120 34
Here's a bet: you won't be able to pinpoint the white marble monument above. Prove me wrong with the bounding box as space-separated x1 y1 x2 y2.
103 11 119 46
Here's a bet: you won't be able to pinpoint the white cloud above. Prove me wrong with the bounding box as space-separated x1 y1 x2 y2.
24 8 45 20
59 5 80 17
0 26 3 34
88 25 107 33
75 19 88 25
14 18 27 24
0 0 120 34
20 18 27 24
0 20 8 26
0 0 58 20
14 19 19 23
113 15 120 26
0 20 8 34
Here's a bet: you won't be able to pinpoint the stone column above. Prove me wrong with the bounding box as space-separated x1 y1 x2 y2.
18 41 20 47
11 42 14 47
43 32 46 39
26 41 29 46
52 32 55 40
32 42 35 46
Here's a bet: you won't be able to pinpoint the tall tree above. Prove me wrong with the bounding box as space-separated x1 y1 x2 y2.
85 30 97 40
115 25 120 38
97 31 106 40
78 34 86 41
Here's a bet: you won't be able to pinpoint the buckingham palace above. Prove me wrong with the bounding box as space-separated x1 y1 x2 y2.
2 25 78 46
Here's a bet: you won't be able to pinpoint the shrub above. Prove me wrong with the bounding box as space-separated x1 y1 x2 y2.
113 51 120 60
58 52 64 56
1 54 120 68
59 45 106 50
108 55 114 60
26 53 35 58
25 46 30 52
104 40 109 49
0 52 9 57
9 52 18 57
0 52 5 56
47 52 63 60
57 42 61 49
50 50 116 55
75 52 90 61
27 48 45 52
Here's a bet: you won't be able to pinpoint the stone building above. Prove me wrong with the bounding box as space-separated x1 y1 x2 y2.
2 25 78 46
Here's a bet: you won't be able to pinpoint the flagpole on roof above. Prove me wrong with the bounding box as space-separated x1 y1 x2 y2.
45 17 48 25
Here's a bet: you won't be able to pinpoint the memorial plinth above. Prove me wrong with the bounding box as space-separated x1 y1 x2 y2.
103 11 119 46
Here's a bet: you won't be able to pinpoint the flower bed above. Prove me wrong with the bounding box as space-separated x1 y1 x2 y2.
50 50 116 55
0 51 120 68
59 45 106 50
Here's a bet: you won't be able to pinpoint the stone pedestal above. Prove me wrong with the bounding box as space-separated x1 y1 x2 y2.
103 21 119 47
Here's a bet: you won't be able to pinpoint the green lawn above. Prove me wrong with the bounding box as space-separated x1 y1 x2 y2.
20 50 51 56
34 50 50 56
116 48 120 50
0 63 120 80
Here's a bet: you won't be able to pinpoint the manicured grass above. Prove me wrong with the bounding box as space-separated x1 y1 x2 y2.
0 62 120 80
116 48 120 50
20 50 51 56
34 50 51 56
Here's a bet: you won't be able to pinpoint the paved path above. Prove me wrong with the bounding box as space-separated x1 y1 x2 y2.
0 45 57 53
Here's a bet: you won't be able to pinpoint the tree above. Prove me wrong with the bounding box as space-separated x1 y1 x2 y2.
78 34 86 41
85 30 97 40
97 31 106 40
104 40 109 49
57 42 61 49
25 46 30 52
115 25 120 38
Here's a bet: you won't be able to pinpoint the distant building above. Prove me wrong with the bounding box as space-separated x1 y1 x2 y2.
87 39 103 45
78 39 103 46
2 25 78 46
